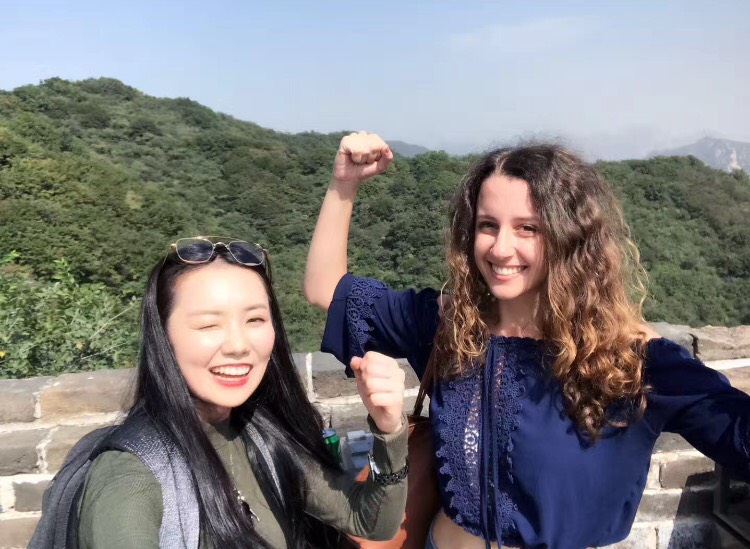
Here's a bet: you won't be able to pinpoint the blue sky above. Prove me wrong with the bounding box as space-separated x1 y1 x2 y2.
2 0 748 158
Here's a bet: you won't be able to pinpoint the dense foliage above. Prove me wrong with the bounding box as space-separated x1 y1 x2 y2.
1 78 748 378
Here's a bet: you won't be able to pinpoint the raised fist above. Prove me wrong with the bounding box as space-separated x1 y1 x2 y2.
332 131 393 186
350 351 405 434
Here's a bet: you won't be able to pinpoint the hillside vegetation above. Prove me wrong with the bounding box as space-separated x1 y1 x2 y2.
1 78 748 378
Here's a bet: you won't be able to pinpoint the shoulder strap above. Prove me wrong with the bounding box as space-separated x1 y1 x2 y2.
413 285 449 418
107 412 200 549
413 323 444 417
244 421 284 505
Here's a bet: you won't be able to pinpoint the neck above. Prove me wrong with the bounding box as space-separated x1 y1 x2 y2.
196 400 232 424
492 291 543 339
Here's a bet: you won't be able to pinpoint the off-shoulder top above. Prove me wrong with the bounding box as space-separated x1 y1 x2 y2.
321 274 750 549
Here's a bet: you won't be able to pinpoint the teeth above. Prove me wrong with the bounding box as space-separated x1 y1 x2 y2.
210 365 251 377
492 265 525 276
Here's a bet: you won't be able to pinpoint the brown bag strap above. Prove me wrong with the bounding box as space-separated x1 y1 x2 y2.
412 283 449 418
412 366 432 417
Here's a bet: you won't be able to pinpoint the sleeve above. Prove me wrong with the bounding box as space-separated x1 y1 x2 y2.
645 338 750 476
77 451 162 549
302 415 408 540
320 273 440 378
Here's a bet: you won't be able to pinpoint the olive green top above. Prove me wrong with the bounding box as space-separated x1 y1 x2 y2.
77 416 408 548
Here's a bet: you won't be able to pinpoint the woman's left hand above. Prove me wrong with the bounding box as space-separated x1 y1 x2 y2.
350 352 405 434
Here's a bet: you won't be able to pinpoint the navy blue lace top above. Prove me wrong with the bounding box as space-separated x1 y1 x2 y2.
321 274 750 549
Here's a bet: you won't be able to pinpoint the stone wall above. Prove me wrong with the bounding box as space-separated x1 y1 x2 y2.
1 325 749 548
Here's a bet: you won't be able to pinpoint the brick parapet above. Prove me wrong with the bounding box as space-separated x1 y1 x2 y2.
0 346 748 548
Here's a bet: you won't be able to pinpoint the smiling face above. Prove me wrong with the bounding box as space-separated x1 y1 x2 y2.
473 172 547 311
165 260 275 421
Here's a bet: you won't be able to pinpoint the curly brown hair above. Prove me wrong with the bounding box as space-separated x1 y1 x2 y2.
427 143 650 439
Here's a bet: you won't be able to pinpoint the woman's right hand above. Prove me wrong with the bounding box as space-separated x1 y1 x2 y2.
305 132 391 310
332 132 393 187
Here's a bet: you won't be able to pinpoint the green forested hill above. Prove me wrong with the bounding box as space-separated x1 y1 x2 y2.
1 78 748 378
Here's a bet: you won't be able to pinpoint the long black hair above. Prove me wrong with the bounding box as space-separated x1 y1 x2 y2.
133 249 357 548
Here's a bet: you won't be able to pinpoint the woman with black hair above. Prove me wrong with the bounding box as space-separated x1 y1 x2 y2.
76 237 409 549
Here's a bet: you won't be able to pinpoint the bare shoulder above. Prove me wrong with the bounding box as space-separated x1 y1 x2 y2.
638 323 661 342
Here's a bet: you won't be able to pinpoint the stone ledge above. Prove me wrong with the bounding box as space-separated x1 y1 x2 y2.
0 377 53 424
654 433 694 454
39 369 134 419
660 456 716 489
13 480 50 513
692 326 750 361
723 367 750 394
311 363 419 400
636 488 714 522
0 512 40 549
597 523 657 548
656 518 714 549
0 430 48 476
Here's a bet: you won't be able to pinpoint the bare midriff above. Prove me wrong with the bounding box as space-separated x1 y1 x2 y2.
432 508 504 549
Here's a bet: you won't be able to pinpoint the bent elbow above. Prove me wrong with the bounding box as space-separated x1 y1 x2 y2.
302 281 329 312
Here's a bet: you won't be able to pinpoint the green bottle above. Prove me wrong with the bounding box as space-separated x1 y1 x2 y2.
323 428 340 461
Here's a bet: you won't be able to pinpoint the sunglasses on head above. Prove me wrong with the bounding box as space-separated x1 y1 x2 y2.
167 236 267 269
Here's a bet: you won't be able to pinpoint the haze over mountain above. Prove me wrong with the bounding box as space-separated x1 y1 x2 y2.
652 137 750 173
387 140 430 158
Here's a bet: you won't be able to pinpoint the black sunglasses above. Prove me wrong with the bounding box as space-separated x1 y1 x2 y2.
168 236 266 269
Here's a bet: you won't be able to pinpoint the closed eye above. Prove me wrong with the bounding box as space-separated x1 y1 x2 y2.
476 220 497 231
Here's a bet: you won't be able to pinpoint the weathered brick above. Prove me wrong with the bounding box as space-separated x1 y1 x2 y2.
723 367 750 395
692 326 750 361
0 430 47 475
312 364 418 399
309 351 346 373
330 401 370 433
598 524 656 548
660 456 715 489
292 352 313 399
635 489 713 522
39 369 134 418
0 377 52 424
13 480 50 512
656 519 713 548
45 424 109 473
0 514 40 548
654 432 694 453
328 395 419 435
649 322 695 355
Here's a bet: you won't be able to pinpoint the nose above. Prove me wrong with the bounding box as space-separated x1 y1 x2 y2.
221 323 251 358
490 228 514 259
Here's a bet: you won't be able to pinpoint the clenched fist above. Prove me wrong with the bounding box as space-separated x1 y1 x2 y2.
350 351 405 434
332 132 393 186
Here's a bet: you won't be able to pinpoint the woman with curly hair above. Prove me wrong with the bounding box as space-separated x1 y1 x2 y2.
304 132 750 549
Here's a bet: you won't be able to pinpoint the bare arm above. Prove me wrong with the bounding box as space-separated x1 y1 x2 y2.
304 132 393 311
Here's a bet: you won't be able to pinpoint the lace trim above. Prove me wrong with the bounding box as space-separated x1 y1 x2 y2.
345 276 387 358
490 355 525 536
434 338 542 541
435 370 483 535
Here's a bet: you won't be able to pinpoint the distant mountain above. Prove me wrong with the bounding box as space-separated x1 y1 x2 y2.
651 137 750 172
388 140 430 158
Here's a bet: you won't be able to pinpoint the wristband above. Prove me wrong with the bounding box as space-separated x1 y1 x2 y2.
368 454 409 486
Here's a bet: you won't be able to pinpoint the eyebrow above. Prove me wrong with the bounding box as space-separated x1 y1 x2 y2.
476 214 540 223
187 304 269 316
